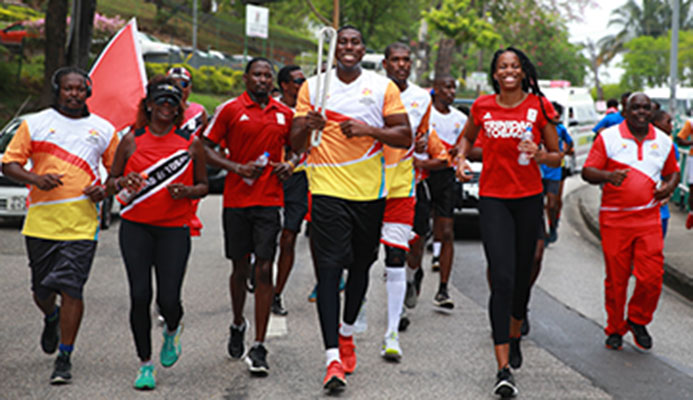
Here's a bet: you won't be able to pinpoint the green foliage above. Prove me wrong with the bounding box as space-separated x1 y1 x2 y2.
423 0 500 49
144 62 244 96
0 4 43 23
619 35 669 90
591 83 628 102
188 92 228 115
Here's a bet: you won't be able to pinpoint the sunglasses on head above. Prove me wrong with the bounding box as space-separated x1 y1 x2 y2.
293 77 306 85
154 97 179 106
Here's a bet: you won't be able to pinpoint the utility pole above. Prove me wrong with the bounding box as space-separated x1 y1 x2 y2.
333 0 339 28
193 0 198 51
669 0 680 114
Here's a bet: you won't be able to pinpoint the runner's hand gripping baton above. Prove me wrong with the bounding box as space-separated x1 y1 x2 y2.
310 26 338 148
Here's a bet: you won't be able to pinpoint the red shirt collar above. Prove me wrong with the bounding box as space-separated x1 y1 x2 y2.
240 91 278 111
618 120 655 142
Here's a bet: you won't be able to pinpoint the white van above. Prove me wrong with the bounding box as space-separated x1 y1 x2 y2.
644 86 693 133
539 81 600 171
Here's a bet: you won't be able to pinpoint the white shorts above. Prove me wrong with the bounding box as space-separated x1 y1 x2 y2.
380 222 412 251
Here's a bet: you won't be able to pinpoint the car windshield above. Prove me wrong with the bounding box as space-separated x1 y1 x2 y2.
0 118 22 153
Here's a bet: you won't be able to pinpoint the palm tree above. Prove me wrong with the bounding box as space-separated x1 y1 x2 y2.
599 0 693 65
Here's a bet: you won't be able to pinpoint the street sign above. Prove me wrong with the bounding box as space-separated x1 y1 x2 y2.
246 4 269 39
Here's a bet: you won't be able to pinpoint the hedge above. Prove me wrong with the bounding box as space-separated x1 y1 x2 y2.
145 63 244 97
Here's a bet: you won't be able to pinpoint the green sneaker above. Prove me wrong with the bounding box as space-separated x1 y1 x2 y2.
160 324 183 368
133 364 156 390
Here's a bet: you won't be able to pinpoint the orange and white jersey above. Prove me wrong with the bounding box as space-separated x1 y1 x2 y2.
383 83 431 199
295 69 406 201
1 108 117 240
676 118 693 155
430 105 467 166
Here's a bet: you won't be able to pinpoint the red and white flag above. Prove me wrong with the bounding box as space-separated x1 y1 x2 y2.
87 18 147 132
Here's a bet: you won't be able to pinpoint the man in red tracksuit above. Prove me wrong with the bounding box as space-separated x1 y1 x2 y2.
582 93 679 351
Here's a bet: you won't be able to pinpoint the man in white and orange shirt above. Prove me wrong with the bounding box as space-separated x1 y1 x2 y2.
377 42 435 356
426 75 467 309
582 93 679 352
1 67 118 384
290 25 411 392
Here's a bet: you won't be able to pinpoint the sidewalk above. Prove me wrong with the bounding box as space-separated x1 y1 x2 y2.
577 184 693 302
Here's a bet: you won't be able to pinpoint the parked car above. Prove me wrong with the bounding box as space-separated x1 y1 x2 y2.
137 31 181 57
0 114 118 228
0 22 37 46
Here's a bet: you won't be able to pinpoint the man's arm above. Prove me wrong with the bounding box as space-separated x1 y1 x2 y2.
202 137 264 180
338 113 412 148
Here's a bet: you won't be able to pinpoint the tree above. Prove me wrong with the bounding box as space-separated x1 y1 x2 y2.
423 0 499 78
41 0 68 107
66 0 96 70
619 35 670 90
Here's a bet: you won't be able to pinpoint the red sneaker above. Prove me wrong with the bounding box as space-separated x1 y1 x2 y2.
339 334 357 374
323 360 346 392
686 213 693 230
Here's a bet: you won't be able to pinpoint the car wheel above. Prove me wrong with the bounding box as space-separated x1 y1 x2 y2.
100 195 113 230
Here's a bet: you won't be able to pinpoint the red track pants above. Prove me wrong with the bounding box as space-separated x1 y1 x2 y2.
600 223 664 336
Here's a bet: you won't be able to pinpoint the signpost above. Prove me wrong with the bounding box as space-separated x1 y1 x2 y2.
245 4 269 62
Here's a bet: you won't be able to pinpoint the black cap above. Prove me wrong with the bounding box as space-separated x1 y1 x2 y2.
149 83 182 104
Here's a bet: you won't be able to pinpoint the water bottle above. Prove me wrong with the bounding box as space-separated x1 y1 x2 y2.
518 126 533 166
116 172 148 205
243 151 270 185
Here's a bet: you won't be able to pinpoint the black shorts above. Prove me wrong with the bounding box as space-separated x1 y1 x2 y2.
223 206 281 261
426 167 455 218
413 180 432 238
26 237 97 300
561 167 571 180
310 195 385 269
282 170 309 233
542 179 560 195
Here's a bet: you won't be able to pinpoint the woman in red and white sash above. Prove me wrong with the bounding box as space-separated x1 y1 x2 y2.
107 76 208 390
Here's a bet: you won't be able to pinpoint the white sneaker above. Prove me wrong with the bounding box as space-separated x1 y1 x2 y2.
381 331 402 362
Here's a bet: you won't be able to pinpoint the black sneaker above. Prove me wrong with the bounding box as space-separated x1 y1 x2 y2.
404 281 417 309
509 337 522 369
41 307 60 354
413 267 424 296
398 309 410 332
433 288 454 309
520 318 529 336
271 294 288 316
245 344 269 376
228 319 247 359
431 256 440 272
50 352 72 384
627 320 652 350
493 367 518 398
605 333 623 350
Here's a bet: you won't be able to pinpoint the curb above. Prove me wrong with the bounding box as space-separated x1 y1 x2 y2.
576 185 693 303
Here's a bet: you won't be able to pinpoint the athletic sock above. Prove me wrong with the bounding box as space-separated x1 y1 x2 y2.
339 323 354 337
58 343 73 355
141 360 154 367
253 341 263 348
326 348 340 367
385 267 406 335
438 282 448 292
432 242 441 258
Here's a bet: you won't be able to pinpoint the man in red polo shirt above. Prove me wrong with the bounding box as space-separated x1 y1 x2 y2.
202 57 294 376
582 93 679 352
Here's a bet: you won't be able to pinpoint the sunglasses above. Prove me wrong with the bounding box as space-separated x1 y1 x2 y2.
154 97 179 106
178 80 190 88
293 77 306 85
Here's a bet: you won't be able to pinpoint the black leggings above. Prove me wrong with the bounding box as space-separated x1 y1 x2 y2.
119 219 191 361
479 194 542 345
